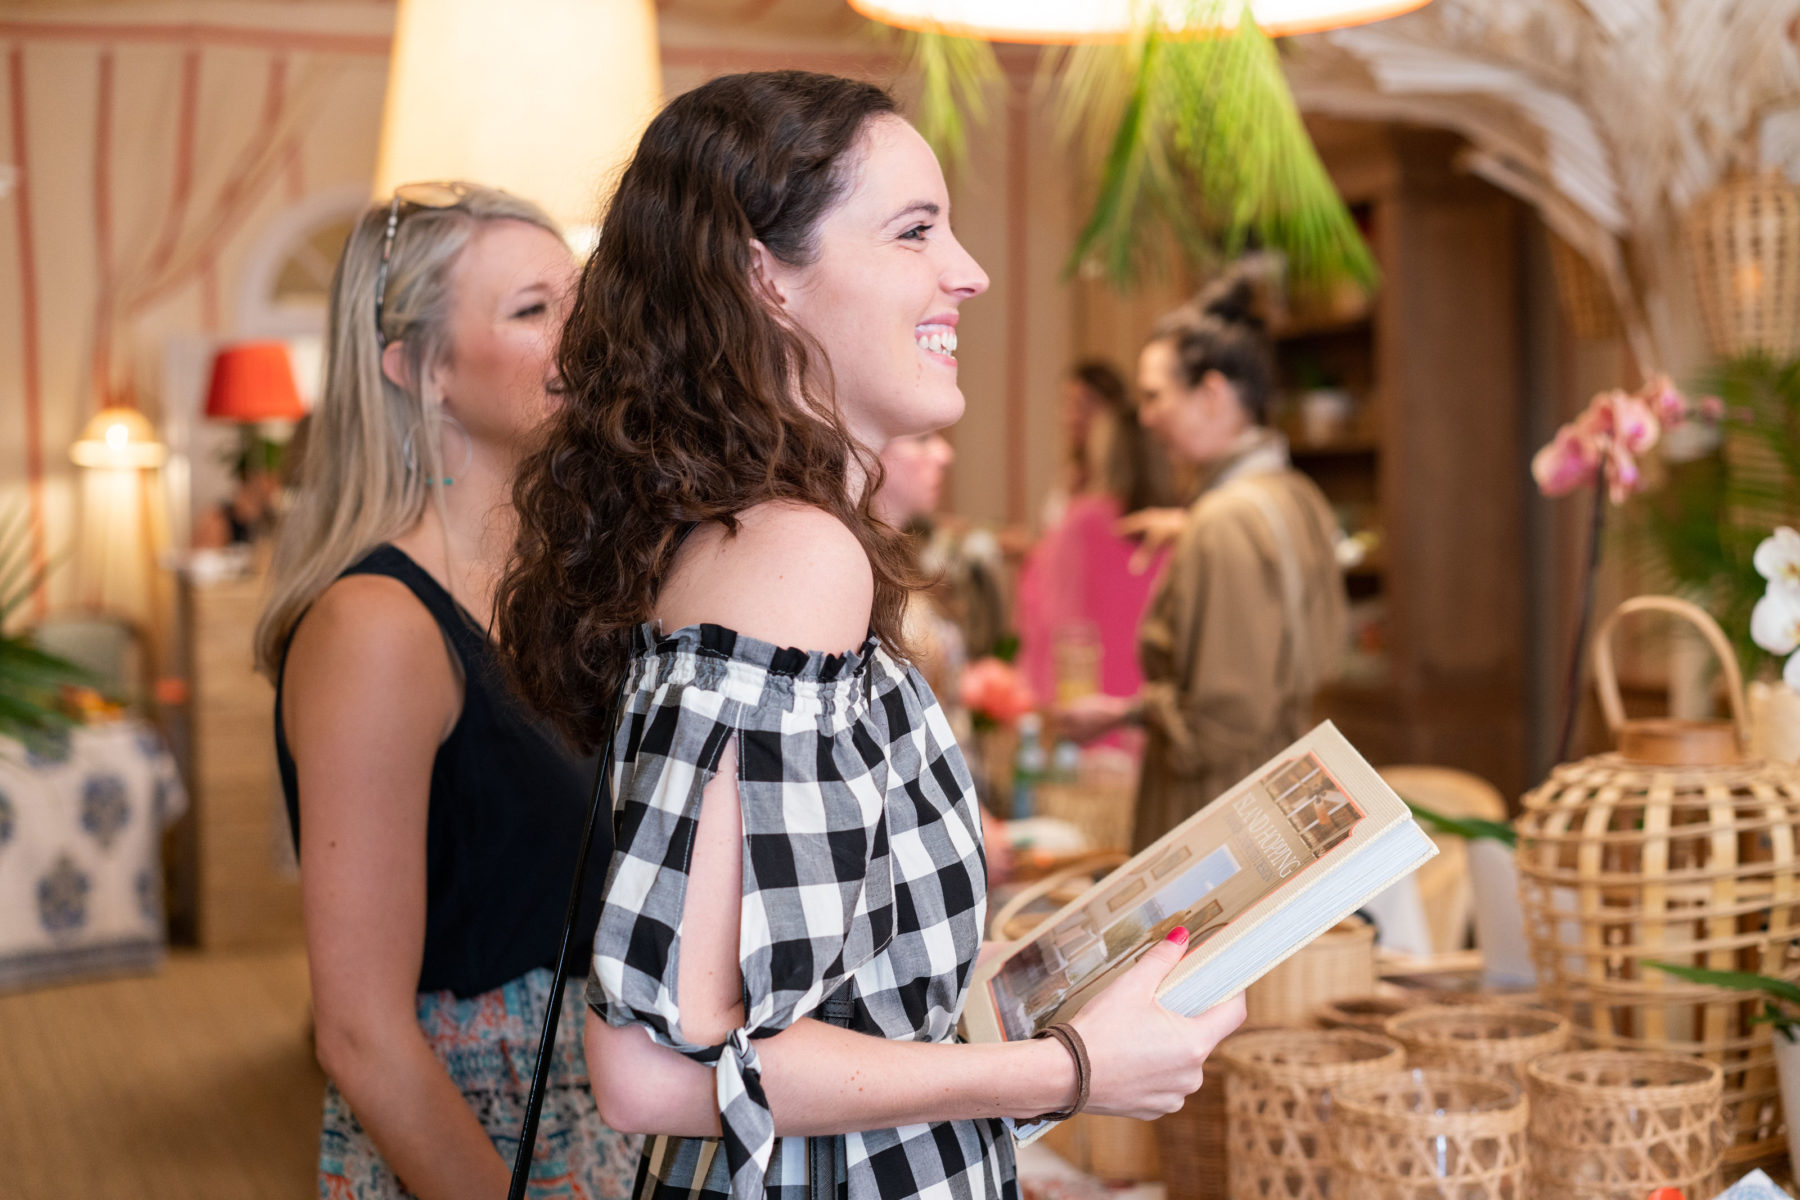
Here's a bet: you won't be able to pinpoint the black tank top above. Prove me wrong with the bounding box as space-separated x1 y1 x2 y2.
275 544 609 998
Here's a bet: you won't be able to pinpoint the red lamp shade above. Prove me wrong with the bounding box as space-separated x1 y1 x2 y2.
205 341 306 422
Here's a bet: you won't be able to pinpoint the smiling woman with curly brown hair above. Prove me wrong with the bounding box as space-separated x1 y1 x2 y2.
497 70 1245 1200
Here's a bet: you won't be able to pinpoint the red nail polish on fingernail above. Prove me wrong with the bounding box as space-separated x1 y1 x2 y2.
1166 927 1188 944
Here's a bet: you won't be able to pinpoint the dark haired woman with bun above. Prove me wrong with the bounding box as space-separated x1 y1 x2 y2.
1057 270 1348 852
497 70 1244 1200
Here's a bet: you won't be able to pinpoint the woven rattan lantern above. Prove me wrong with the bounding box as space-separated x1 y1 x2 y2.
1549 236 1622 342
1526 1051 1726 1200
1384 1003 1570 1091
1329 1070 1529 1198
1686 172 1800 359
1516 596 1800 1170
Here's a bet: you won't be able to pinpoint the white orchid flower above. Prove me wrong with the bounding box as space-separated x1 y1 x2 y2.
1753 588 1800 655
1786 649 1800 692
1755 527 1800 597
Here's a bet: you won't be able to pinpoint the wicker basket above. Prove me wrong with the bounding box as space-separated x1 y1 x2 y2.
1317 990 1539 1032
1526 1051 1726 1200
1151 923 1373 1200
1220 1029 1405 1200
1245 917 1377 1027
1039 1112 1161 1185
1329 1069 1530 1199
1154 1040 1235 1200
1548 234 1622 341
1515 596 1800 1169
1035 776 1136 854
1686 171 1800 360
1383 1004 1570 1090
1316 994 1421 1033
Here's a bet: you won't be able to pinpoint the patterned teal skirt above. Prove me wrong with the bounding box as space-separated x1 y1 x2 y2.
319 968 640 1199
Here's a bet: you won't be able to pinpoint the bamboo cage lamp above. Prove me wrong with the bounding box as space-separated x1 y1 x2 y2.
1516 596 1800 1169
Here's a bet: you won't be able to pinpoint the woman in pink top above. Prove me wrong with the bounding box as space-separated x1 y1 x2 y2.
1017 360 1176 710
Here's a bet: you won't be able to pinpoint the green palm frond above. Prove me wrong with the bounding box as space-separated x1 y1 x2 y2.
0 504 92 740
900 2 1375 293
1622 354 1800 678
898 30 1004 170
1645 960 1800 1040
1404 798 1517 847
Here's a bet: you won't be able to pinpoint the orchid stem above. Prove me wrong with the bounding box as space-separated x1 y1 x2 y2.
1556 458 1610 761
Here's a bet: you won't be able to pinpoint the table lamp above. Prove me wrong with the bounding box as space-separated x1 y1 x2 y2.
204 339 305 471
197 342 306 551
205 341 305 426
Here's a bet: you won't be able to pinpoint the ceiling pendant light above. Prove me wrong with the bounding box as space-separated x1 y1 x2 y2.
375 0 662 241
847 0 1432 42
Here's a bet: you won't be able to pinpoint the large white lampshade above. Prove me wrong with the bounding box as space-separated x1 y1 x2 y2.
374 0 663 234
847 0 1432 41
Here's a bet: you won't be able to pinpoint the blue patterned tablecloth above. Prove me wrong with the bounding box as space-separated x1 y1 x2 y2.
0 719 187 991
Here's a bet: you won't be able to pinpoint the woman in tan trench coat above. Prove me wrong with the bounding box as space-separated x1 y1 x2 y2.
1058 273 1347 852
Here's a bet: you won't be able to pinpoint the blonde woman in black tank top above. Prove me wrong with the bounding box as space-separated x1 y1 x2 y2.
255 185 637 1200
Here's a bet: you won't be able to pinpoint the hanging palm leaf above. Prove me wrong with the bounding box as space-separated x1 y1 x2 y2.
897 27 1004 168
900 0 1375 293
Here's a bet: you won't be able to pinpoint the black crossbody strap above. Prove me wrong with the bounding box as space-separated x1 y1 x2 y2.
506 708 621 1200
808 983 855 1200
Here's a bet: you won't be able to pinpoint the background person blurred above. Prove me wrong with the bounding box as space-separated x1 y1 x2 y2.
253 183 638 1200
875 431 1012 884
1015 359 1175 721
1056 270 1347 852
874 432 964 701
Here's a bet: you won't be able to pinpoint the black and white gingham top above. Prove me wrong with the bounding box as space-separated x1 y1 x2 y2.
587 622 1017 1200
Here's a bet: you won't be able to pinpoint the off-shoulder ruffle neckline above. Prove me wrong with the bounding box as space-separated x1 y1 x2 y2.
635 620 881 684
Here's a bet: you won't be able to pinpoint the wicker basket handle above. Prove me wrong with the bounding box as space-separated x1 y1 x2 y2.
1591 595 1748 742
987 851 1128 941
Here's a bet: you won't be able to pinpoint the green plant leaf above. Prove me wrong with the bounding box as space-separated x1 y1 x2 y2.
899 29 1003 170
1403 799 1517 847
1619 352 1800 682
0 500 97 738
1644 959 1800 1011
1751 1002 1800 1041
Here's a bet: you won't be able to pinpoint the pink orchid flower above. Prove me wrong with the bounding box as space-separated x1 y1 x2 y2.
1531 375 1719 505
1607 392 1660 455
1606 437 1642 504
1531 424 1602 496
1646 375 1686 425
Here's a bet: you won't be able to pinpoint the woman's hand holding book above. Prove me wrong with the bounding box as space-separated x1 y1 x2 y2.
1063 927 1248 1120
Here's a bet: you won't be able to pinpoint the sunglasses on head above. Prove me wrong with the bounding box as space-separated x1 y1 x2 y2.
373 181 473 348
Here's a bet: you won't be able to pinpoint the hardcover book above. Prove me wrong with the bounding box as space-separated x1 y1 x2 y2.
964 723 1438 1087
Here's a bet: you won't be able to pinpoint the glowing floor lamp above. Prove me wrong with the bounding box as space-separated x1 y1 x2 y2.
69 407 170 674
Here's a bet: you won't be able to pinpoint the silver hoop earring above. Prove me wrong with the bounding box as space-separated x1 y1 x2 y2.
402 410 474 486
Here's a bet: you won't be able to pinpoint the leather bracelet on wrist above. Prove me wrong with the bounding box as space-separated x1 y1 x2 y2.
1030 1023 1090 1121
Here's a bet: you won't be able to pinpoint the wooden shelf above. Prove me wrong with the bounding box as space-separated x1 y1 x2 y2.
1291 438 1380 459
1288 121 1529 796
1272 311 1374 341
1320 677 1397 707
